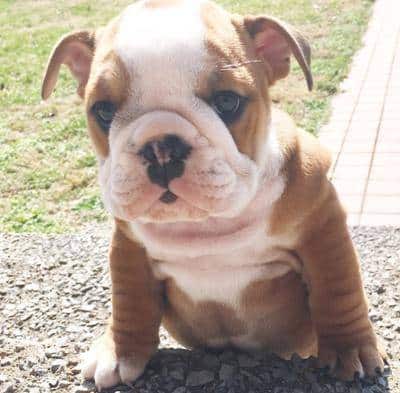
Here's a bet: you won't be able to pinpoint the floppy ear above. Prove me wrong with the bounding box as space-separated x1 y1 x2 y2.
41 30 96 100
244 16 313 91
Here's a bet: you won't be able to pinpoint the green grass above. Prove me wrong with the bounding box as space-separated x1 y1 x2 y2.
0 0 373 233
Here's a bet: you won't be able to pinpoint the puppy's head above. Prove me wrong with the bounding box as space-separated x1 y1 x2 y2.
42 0 312 223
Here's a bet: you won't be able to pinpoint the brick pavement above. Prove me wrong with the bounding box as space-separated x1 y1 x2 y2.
319 0 400 226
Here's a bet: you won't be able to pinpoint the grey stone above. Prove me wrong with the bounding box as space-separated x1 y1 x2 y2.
304 370 317 383
200 353 220 369
172 388 187 393
170 368 185 381
311 382 323 393
58 380 69 388
0 359 11 367
186 370 214 387
237 354 259 368
48 378 59 388
219 350 236 363
50 359 65 373
335 382 346 393
71 387 91 393
272 387 287 393
271 365 288 379
219 364 236 381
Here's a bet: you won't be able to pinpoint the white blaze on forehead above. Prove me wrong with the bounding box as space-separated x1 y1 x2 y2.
115 0 207 104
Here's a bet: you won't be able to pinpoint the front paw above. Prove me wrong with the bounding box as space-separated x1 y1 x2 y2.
81 333 147 390
317 339 386 381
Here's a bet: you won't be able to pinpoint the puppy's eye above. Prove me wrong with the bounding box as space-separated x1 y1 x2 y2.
211 91 246 124
91 101 116 133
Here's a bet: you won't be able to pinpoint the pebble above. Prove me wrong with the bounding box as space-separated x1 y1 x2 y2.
45 349 63 359
0 359 11 367
71 387 91 393
200 353 220 369
219 364 236 381
26 357 36 368
71 367 81 375
50 359 65 373
170 368 185 381
0 227 398 392
237 354 259 368
186 370 214 387
48 378 59 388
335 382 346 393
172 388 186 393
67 359 79 367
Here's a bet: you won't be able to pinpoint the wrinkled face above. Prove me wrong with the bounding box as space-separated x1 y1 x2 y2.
87 1 271 223
43 0 312 224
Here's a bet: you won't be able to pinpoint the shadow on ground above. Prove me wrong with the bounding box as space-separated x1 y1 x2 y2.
83 347 391 393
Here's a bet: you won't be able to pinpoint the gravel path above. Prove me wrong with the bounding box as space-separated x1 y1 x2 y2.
1 226 398 393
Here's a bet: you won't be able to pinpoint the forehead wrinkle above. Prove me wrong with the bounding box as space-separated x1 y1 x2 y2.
209 64 256 92
217 59 263 71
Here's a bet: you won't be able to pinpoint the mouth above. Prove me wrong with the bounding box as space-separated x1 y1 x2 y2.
159 190 178 204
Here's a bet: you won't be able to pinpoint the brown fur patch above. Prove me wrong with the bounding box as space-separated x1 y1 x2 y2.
109 223 163 359
84 18 130 158
199 3 272 159
268 108 332 236
265 109 379 363
162 269 317 358
241 271 317 358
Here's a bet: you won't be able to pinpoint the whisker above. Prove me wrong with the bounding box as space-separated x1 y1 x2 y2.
219 60 263 70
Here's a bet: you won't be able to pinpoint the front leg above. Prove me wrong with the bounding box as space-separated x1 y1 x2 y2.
81 225 163 390
297 194 385 380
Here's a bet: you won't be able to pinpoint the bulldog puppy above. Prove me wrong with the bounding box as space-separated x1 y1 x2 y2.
42 0 385 389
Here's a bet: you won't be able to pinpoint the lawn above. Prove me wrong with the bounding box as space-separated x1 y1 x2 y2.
0 0 373 233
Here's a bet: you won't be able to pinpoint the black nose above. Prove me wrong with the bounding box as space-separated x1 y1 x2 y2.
161 134 192 161
139 134 191 189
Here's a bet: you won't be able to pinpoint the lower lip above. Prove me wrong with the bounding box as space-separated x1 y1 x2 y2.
159 190 178 204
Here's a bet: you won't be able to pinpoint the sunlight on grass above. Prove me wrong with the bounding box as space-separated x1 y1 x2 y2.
0 0 373 232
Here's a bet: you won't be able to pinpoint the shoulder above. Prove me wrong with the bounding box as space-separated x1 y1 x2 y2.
272 107 332 179
268 108 334 235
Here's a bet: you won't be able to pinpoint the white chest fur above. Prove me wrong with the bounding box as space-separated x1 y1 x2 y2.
153 233 301 308
129 173 300 309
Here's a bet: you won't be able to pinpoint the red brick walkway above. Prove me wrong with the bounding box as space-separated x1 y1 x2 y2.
319 0 400 226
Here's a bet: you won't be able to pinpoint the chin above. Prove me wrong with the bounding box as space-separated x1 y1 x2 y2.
140 197 210 223
106 184 259 224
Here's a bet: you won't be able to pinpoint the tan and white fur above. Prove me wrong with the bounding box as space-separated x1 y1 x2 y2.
42 0 386 390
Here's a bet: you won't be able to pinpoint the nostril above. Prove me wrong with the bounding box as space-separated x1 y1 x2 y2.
165 160 185 181
163 134 192 161
147 160 185 189
139 143 157 163
147 163 168 188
